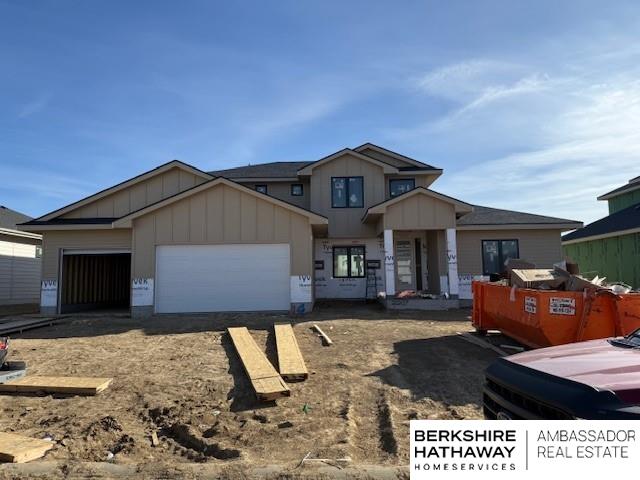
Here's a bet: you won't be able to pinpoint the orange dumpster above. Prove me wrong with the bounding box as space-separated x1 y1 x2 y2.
472 281 640 349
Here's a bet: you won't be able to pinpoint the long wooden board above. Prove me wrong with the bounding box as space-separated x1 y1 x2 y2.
274 323 308 381
0 432 54 463
0 376 113 396
227 327 290 401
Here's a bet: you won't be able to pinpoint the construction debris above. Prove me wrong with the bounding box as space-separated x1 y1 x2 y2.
274 323 308 381
457 332 509 357
510 269 567 289
227 327 290 402
0 432 55 463
312 324 333 346
0 376 113 396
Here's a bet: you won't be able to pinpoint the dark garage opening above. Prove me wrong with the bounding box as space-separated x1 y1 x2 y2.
61 253 131 313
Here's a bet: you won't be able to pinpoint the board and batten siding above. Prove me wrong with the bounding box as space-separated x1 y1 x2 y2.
456 229 564 275
41 230 132 281
309 153 385 238
62 167 208 219
131 183 313 279
242 181 311 210
0 239 41 305
379 195 456 233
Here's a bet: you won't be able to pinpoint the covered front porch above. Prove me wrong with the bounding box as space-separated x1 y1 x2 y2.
362 187 473 310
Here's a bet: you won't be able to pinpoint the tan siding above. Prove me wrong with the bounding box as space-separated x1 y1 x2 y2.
382 195 456 231
310 153 384 238
240 181 311 209
61 168 207 220
456 229 564 275
41 229 132 281
131 184 313 278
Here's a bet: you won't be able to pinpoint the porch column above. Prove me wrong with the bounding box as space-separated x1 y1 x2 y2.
446 228 459 298
383 229 395 296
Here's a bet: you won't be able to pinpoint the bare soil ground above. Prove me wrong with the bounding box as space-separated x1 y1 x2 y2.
0 302 501 479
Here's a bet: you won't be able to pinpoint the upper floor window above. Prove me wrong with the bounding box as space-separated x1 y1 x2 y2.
482 239 519 275
389 178 415 197
331 177 364 208
291 184 304 196
255 184 268 194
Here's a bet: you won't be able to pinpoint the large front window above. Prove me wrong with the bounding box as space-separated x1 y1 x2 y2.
333 246 365 278
482 239 519 275
389 178 415 197
331 177 364 208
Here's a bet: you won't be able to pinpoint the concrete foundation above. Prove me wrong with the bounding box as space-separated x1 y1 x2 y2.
383 297 460 310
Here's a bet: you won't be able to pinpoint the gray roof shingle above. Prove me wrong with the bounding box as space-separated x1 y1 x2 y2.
0 206 32 229
562 202 640 242
209 161 313 178
458 205 582 227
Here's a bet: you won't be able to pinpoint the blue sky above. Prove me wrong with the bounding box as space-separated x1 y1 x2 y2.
2 1 640 224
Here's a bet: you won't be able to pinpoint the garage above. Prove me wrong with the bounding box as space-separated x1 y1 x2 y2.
154 244 291 313
61 251 131 313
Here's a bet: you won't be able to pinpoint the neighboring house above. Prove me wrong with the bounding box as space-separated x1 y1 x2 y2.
19 144 582 316
563 175 640 288
0 206 42 309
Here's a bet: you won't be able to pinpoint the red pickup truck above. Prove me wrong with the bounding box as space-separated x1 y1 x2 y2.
484 329 640 419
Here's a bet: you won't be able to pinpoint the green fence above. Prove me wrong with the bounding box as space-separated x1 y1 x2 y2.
563 232 640 288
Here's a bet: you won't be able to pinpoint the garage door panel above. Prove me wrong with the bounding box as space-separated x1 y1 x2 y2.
155 244 290 313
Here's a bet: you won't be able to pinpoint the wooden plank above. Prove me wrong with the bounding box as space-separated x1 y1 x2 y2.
274 323 308 381
0 376 113 396
227 327 290 401
312 324 333 346
0 432 54 463
457 332 508 356
0 317 66 336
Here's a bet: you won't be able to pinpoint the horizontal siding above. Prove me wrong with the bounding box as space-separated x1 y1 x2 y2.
41 229 132 281
0 239 41 305
457 229 564 275
62 167 208 219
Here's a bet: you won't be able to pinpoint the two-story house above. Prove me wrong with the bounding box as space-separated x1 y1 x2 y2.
19 144 582 316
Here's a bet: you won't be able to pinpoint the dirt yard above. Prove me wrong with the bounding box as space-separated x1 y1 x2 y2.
0 302 499 478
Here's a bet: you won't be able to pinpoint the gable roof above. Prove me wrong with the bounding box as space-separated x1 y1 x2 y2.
36 160 213 222
457 205 583 230
562 202 640 244
363 187 473 222
297 148 399 175
113 176 328 228
0 206 32 229
597 175 640 201
354 143 441 170
208 161 312 179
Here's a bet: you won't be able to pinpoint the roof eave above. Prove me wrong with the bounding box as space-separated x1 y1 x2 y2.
457 222 583 232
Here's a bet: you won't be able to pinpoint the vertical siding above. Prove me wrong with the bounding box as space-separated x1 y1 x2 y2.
62 168 208 219
382 195 456 231
457 229 564 275
131 184 313 279
241 181 311 209
309 153 385 238
0 239 41 305
563 233 640 288
608 190 640 214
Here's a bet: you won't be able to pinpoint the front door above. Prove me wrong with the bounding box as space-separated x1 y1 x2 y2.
395 240 415 291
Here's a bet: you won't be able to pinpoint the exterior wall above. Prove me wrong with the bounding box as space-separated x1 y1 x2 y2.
240 180 311 210
309 153 385 238
608 189 640 214
314 237 385 299
456 229 564 276
383 174 438 197
380 195 456 233
563 233 640 288
131 182 313 280
0 238 41 305
62 167 208 219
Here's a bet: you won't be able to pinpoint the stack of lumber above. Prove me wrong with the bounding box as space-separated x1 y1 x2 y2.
227 327 290 401
274 323 308 381
0 376 113 396
0 432 54 463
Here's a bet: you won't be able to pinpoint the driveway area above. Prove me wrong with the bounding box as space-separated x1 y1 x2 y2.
0 303 498 478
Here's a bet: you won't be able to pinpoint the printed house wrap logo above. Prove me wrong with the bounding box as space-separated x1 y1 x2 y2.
412 424 524 474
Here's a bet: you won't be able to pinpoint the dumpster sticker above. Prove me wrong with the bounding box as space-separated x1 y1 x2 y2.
549 297 575 315
524 296 537 314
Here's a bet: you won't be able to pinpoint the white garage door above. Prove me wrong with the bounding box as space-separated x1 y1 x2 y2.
155 244 290 313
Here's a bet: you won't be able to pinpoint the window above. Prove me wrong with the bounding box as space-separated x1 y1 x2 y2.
331 177 364 208
35 246 42 258
291 184 304 196
255 185 268 194
482 240 519 275
333 246 365 278
389 178 415 197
